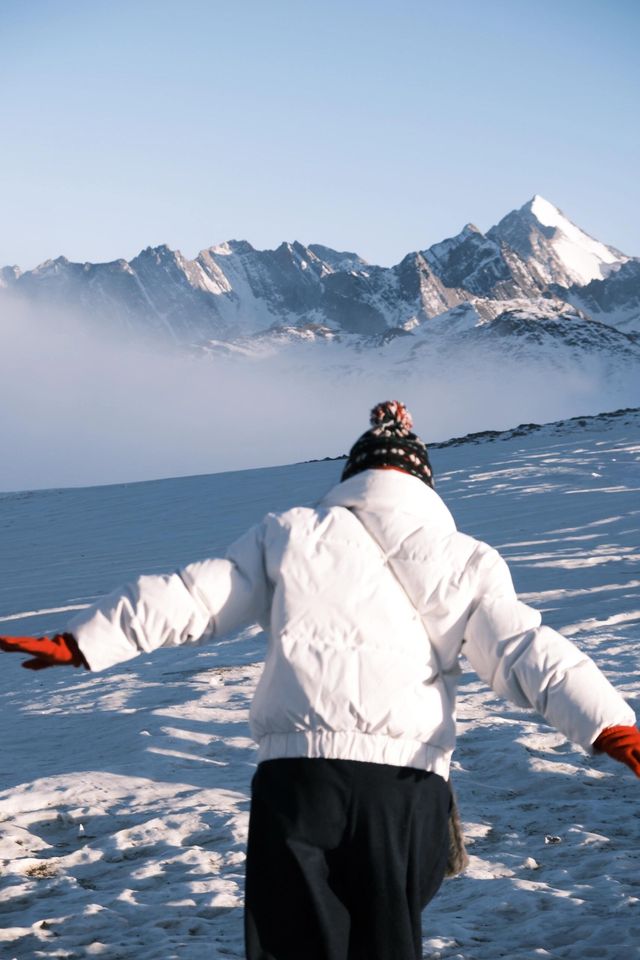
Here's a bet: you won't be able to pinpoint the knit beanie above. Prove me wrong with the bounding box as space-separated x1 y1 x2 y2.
341 400 434 487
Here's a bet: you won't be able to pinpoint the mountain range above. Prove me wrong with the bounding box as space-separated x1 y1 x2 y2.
2 196 639 377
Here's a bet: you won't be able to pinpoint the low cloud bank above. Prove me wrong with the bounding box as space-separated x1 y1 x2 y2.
1 299 636 492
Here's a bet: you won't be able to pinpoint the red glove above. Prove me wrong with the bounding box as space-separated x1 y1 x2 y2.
0 633 88 671
594 725 640 778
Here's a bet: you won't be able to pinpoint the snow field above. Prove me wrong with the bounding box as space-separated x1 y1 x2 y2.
0 412 639 958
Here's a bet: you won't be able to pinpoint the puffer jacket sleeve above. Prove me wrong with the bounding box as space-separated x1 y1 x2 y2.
70 522 271 672
462 545 635 750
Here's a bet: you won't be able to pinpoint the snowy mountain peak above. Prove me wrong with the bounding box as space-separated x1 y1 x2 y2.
30 255 71 277
208 240 256 257
528 194 564 225
277 240 310 261
489 195 627 287
133 244 179 263
307 245 369 272
524 194 607 250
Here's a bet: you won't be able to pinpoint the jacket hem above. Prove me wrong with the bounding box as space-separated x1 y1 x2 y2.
256 729 452 778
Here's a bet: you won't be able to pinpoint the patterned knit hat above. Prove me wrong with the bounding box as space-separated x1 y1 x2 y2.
342 400 434 487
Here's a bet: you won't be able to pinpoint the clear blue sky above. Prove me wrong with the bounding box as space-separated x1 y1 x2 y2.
1 0 638 270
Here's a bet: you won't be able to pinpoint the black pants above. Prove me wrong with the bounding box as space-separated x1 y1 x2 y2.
245 757 451 960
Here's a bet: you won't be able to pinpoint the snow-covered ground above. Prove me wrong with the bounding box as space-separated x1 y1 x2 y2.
1 409 639 959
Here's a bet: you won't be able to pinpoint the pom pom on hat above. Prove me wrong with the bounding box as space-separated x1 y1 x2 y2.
342 400 434 487
369 400 413 432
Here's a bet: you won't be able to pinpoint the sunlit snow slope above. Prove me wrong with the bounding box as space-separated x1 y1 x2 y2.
0 409 639 960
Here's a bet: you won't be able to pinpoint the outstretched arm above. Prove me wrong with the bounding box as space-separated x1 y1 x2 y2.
1 522 271 673
462 546 637 773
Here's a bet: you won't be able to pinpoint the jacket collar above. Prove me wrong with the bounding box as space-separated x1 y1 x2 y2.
320 469 456 537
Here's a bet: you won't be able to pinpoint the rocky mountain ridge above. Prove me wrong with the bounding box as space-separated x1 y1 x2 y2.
2 196 639 361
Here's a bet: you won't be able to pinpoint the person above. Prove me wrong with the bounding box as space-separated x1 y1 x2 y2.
2 400 639 960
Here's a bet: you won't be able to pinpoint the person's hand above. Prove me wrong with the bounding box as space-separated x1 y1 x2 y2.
0 633 88 670
594 725 640 777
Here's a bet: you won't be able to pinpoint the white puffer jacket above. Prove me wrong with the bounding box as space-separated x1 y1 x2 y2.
71 469 635 778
